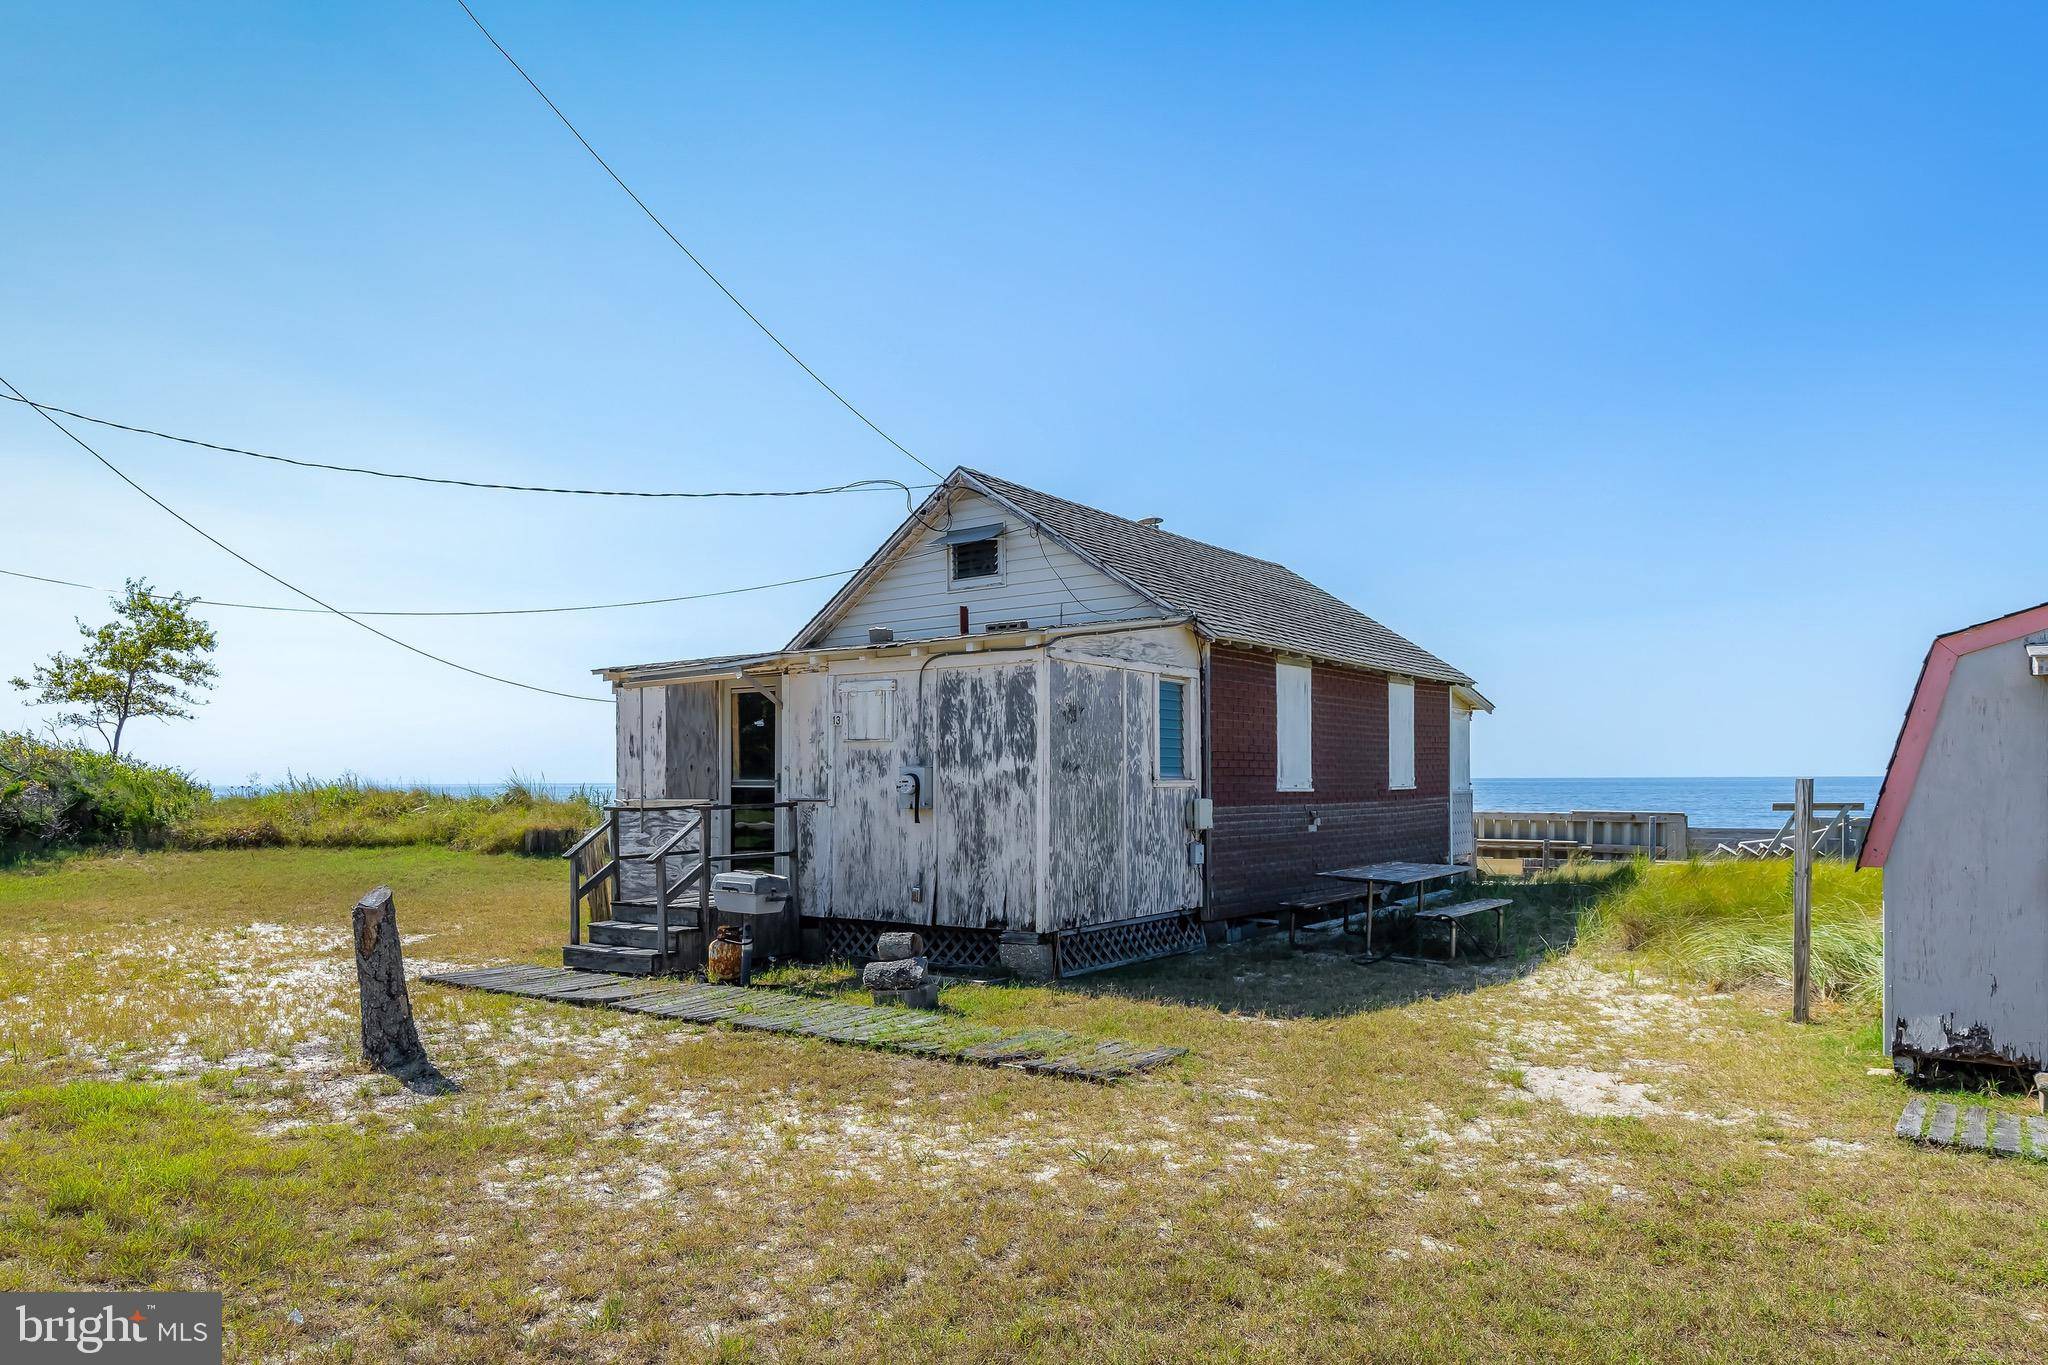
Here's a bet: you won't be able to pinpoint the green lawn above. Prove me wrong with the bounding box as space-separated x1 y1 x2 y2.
1 850 2040 1362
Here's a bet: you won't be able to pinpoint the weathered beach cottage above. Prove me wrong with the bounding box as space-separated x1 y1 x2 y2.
1862 601 2048 1078
576 468 1487 979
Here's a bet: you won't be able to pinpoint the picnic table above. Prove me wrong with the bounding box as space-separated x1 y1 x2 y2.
1316 861 1474 961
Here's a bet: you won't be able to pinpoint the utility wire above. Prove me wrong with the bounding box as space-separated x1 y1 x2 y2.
0 565 858 618
1 374 608 705
0 393 926 506
451 0 945 482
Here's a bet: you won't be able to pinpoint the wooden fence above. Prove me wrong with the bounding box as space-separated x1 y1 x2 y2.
1474 810 1689 866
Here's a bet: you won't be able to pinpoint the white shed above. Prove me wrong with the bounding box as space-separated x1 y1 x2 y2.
1862 601 2048 1079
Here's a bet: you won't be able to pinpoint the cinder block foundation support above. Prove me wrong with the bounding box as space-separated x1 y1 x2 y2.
999 929 1058 982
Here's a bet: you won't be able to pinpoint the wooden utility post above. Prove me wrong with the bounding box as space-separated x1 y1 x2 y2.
1790 777 1813 1023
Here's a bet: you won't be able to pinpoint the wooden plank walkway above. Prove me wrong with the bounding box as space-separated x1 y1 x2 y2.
423 964 1186 1083
1895 1097 2048 1159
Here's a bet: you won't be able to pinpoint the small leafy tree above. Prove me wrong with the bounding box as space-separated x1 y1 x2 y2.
10 579 219 758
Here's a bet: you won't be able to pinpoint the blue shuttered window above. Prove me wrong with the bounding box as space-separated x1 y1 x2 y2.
1158 679 1187 780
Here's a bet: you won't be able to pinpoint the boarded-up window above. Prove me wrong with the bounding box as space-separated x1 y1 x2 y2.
1158 678 1188 780
1276 661 1312 792
1388 677 1416 790
838 678 896 742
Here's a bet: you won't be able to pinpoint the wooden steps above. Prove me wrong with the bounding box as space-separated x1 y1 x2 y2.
588 919 699 952
562 944 663 975
607 897 706 926
425 964 1187 1082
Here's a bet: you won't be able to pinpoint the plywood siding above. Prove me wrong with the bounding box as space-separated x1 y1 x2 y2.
824 668 930 925
781 670 835 916
612 681 721 903
933 660 1039 930
1122 668 1201 919
614 686 656 801
1049 661 1128 930
1884 638 2048 1069
1047 659 1198 931
615 682 718 802
1051 623 1202 671
615 806 703 905
664 683 720 800
809 491 1159 647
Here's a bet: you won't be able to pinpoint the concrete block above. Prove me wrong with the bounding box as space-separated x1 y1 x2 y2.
862 957 929 991
998 929 1057 982
871 979 942 1010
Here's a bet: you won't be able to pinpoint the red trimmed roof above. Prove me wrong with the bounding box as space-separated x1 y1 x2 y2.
1860 601 2048 869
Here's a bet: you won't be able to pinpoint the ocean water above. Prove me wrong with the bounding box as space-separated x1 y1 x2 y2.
1471 777 1883 829
214 777 1883 830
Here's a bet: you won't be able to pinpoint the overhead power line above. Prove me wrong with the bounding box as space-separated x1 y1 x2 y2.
1 374 608 705
0 565 858 618
0 393 928 505
450 0 946 482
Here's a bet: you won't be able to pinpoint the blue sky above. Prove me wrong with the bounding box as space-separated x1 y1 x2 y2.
4 2 2045 784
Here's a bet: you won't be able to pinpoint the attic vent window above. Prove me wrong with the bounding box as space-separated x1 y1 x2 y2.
941 524 1004 583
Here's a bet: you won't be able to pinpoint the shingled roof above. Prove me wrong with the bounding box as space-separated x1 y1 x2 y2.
963 469 1471 685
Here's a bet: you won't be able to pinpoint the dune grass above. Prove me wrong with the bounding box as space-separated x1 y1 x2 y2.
172 775 604 855
1575 858 1884 1002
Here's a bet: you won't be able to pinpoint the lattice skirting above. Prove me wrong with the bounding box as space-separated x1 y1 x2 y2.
811 918 1005 973
1055 912 1205 977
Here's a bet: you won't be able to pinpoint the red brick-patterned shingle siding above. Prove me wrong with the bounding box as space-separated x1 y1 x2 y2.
1205 644 1451 916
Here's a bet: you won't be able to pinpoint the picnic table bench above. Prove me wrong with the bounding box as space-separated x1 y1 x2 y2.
1274 865 1519 963
1413 897 1513 962
1278 882 1375 946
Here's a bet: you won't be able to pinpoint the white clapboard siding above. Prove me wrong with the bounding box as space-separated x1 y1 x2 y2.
812 491 1160 647
1276 661 1313 792
1388 677 1417 790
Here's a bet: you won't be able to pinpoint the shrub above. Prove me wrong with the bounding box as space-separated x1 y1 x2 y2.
1577 857 1884 1002
0 731 206 857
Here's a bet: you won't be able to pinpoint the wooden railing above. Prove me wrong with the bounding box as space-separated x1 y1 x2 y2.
563 806 621 947
646 816 709 973
566 799 825 975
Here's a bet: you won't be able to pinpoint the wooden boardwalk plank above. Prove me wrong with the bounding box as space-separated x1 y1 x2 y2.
1896 1099 2048 1161
1894 1097 1927 1140
429 963 1184 1082
1929 1103 1959 1145
1992 1113 2021 1156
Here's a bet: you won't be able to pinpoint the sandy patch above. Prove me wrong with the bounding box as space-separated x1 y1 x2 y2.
1514 1065 1666 1119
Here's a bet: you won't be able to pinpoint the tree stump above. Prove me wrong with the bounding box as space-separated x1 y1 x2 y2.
352 885 428 1073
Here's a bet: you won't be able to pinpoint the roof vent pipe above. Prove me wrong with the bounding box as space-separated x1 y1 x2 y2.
1137 516 1164 527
